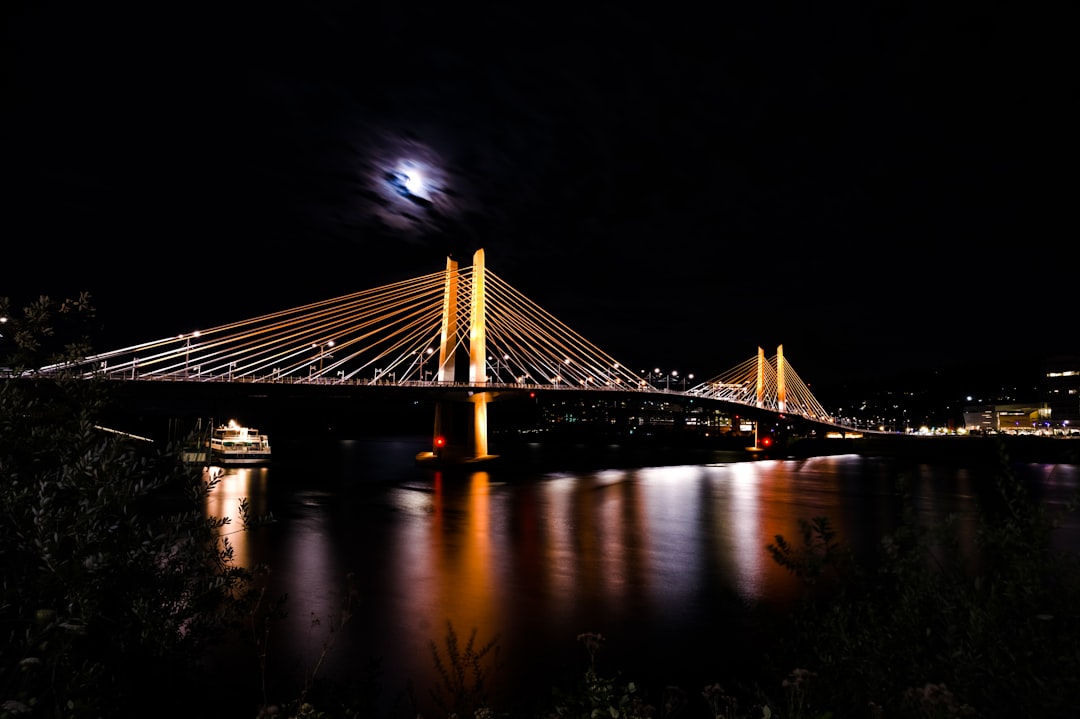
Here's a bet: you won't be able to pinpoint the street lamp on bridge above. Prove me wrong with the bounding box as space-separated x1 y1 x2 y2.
421 346 434 382
670 370 693 391
487 353 510 383
410 347 435 382
182 330 200 375
313 340 334 372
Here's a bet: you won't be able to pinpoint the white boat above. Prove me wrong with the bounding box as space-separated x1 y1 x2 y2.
209 421 272 466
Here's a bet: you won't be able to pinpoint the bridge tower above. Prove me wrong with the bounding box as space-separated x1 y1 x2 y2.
776 344 786 412
467 248 492 458
756 347 766 408
755 345 786 412
423 248 496 464
431 255 459 456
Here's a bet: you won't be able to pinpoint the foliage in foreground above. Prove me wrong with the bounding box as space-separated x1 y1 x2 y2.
428 621 503 718
0 295 269 717
766 446 1080 717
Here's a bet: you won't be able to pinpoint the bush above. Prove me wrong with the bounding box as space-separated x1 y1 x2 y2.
766 448 1080 717
0 294 267 717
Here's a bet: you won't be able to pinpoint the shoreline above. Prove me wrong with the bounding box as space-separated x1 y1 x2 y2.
787 433 1080 465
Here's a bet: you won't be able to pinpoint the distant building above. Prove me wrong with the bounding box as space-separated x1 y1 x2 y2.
1043 354 1080 431
962 403 1048 434
963 355 1080 435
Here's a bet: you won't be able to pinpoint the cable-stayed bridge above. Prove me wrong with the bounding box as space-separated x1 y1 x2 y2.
50 249 849 461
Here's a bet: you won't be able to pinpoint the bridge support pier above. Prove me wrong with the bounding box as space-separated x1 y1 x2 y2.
472 391 490 458
421 390 496 465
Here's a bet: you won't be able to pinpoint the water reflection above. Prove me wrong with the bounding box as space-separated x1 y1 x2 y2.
203 467 269 570
726 461 773 599
201 441 1080 714
386 470 505 687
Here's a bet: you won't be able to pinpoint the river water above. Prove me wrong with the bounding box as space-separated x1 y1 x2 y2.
202 436 1080 716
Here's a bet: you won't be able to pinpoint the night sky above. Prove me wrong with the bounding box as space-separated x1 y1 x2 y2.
4 3 1075 391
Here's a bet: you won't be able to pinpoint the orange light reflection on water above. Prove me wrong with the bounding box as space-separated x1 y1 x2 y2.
214 449 1021 714
203 467 270 571
386 470 509 693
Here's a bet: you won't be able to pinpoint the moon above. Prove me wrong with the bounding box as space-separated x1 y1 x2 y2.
400 162 429 199
360 126 468 237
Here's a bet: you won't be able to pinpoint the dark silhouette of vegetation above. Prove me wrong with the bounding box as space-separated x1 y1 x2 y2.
766 444 1080 717
0 295 271 717
427 622 501 718
544 632 672 719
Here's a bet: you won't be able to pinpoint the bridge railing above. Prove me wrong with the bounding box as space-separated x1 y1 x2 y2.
98 373 681 393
